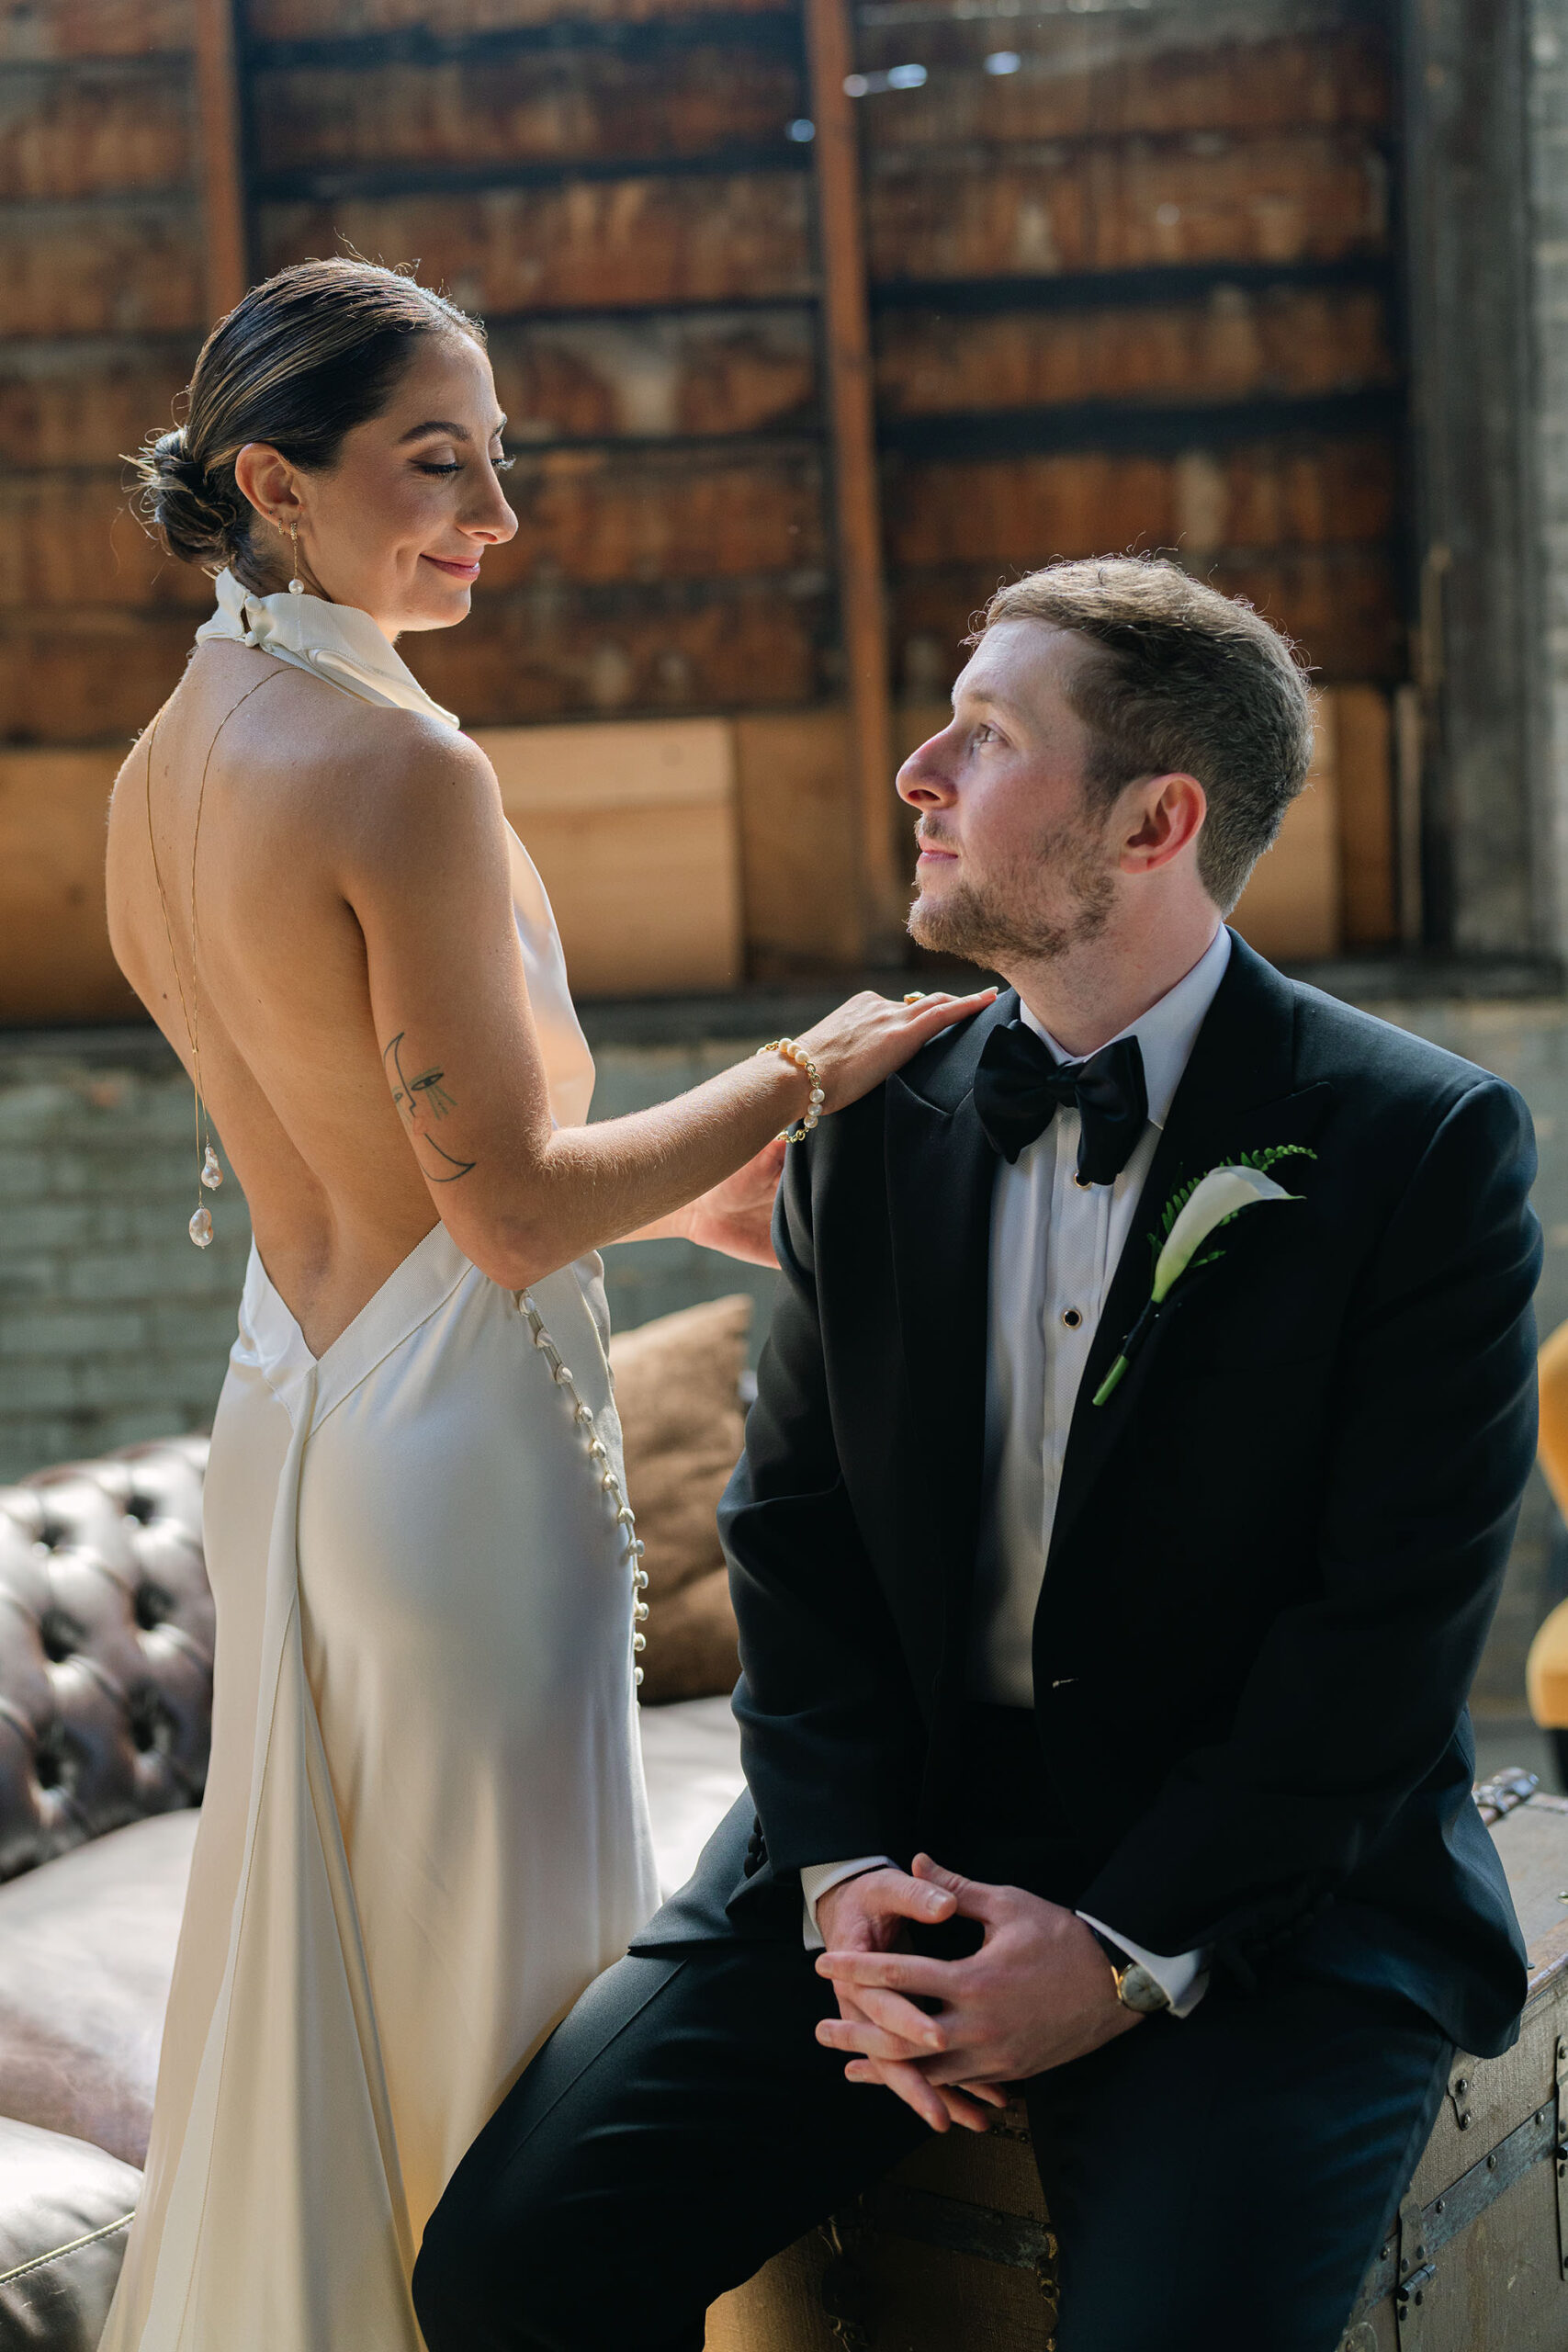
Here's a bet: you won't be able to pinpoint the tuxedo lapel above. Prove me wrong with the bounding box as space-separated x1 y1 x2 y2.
885 994 1011 1654
1045 936 1332 1581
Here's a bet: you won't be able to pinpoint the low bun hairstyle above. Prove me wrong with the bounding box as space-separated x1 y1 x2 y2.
134 257 485 588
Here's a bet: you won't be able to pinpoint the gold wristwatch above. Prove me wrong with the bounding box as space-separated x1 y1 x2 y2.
1089 1930 1172 2015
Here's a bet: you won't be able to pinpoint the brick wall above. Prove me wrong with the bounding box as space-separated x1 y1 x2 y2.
3 994 1566 1713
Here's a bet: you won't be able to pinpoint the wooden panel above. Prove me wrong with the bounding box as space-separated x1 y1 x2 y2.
249 0 784 31
0 0 192 61
875 284 1395 417
1332 680 1397 946
0 475 209 609
0 347 191 469
491 313 815 444
858 29 1390 147
0 62 192 198
401 582 825 724
885 439 1398 568
1229 709 1341 959
478 447 823 590
891 549 1404 693
866 132 1389 282
0 199 205 334
733 707 863 970
0 610 191 742
0 749 139 1022
251 52 799 174
472 718 742 995
258 176 813 313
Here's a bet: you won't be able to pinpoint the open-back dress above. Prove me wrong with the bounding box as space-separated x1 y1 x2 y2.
101 572 659 2351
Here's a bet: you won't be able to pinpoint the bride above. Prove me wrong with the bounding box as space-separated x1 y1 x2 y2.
99 256 990 2350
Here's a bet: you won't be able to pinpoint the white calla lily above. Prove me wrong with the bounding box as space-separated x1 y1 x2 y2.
1092 1159 1304 1407
1153 1164 1296 1302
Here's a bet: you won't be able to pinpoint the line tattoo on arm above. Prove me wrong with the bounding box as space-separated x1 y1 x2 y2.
383 1031 477 1184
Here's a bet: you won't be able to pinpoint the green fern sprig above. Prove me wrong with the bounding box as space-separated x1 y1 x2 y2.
1147 1144 1315 1266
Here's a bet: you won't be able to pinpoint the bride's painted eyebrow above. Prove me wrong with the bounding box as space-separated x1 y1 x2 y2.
398 417 509 444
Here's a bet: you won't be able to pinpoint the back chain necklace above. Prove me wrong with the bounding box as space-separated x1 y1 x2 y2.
143 662 651 1690
142 668 294 1248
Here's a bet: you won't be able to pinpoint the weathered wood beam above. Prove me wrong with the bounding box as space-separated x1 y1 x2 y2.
1401 0 1546 953
803 0 905 959
193 0 249 322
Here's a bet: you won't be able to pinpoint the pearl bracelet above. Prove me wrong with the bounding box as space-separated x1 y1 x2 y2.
758 1037 826 1142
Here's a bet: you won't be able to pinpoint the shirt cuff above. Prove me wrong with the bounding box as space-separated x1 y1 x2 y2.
800 1858 897 1951
1077 1913 1210 2018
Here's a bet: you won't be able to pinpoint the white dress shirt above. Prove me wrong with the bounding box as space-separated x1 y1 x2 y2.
801 927 1233 2019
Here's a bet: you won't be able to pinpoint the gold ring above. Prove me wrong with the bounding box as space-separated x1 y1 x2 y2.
904 991 928 1004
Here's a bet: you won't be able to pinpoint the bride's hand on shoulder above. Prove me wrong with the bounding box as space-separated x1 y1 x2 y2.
797 984 999 1114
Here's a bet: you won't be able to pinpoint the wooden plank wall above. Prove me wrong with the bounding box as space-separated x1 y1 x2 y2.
858 0 1403 947
0 0 209 1012
0 0 1406 1016
247 0 1404 956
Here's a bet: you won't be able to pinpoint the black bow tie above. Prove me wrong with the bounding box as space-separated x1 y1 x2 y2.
973 1023 1148 1184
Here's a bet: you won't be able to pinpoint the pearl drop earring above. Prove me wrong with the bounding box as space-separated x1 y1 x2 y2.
288 519 303 596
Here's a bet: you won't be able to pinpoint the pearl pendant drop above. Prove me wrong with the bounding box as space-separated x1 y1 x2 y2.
189 1205 214 1249
200 1145 223 1190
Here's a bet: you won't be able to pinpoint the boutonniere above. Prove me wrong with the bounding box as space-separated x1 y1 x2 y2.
1092 1146 1316 1406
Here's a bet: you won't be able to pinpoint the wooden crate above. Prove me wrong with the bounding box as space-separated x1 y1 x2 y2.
404 581 827 727
705 1782 1568 2352
471 717 744 998
247 0 784 32
0 197 204 336
477 446 824 593
0 748 136 1023
1230 704 1341 963
0 0 192 62
0 59 192 200
490 313 817 447
249 51 800 175
885 440 1397 571
874 285 1396 421
865 132 1390 285
257 174 813 315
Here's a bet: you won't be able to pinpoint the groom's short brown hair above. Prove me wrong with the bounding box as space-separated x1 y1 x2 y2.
972 556 1314 913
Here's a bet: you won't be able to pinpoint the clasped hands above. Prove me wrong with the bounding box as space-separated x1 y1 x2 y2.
813 1855 1142 2134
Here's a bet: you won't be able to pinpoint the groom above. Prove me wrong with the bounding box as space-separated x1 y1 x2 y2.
416 558 1541 2351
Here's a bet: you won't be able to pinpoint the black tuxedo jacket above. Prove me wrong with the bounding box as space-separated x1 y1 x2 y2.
636 936 1542 2058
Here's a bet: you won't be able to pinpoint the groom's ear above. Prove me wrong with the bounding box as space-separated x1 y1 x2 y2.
1114 773 1207 877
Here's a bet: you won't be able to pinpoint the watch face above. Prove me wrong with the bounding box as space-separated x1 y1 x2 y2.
1118 1962 1172 2015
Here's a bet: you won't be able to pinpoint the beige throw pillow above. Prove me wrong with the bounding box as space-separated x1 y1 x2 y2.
610 1294 752 1705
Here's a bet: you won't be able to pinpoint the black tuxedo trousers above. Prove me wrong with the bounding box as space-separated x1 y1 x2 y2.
415 1708 1454 2352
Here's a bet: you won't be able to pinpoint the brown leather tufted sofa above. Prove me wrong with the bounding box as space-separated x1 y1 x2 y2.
0 1438 214 2348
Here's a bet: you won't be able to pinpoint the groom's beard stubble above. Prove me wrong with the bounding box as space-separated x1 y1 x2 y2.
907 815 1116 971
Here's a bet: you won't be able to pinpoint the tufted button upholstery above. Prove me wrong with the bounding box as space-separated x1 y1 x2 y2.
0 1439 213 1884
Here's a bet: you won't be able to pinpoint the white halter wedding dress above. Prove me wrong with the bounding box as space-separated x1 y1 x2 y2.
102 574 660 2351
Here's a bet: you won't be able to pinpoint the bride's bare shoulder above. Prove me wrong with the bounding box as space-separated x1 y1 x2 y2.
290 696 507 876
